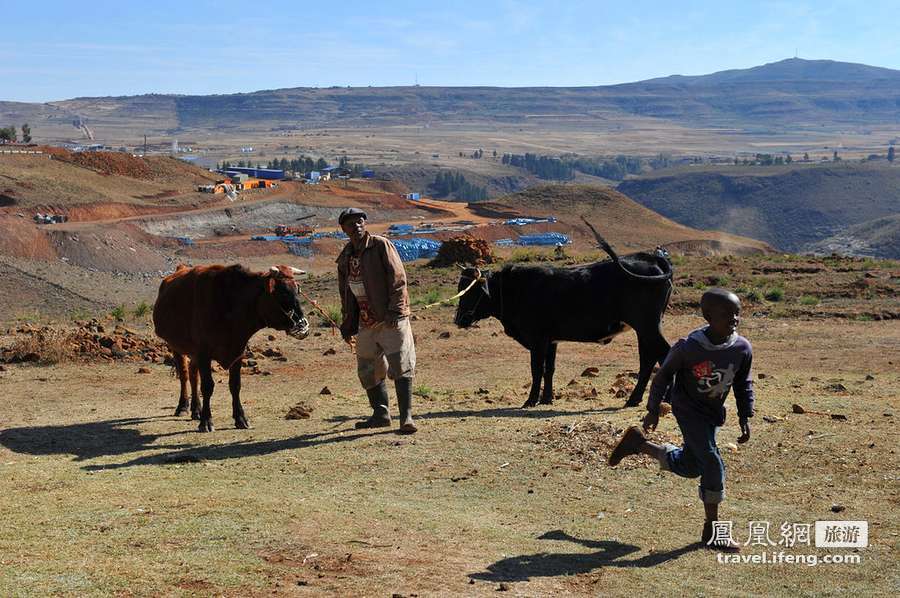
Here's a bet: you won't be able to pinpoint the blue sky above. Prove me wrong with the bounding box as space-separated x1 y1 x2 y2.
4 0 899 102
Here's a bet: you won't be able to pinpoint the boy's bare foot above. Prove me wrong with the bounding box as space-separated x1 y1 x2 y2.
702 520 741 552
608 426 646 466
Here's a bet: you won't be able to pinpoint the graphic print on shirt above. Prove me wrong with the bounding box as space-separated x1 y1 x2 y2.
691 360 736 400
348 256 376 327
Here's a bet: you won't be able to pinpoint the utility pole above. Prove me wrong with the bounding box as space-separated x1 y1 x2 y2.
143 134 148 156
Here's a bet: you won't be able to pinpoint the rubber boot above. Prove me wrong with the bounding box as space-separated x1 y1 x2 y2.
395 377 418 434
355 382 391 429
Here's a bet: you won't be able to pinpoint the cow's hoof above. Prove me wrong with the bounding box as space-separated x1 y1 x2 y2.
234 417 251 430
198 419 214 433
521 399 537 408
624 397 642 407
539 398 554 405
190 411 201 420
174 406 189 417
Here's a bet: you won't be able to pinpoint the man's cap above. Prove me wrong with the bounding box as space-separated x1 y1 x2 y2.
338 207 367 225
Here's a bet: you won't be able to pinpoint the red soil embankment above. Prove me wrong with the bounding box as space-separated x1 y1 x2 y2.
0 216 56 259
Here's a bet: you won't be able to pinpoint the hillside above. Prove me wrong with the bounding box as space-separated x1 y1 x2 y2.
7 59 900 141
617 164 900 256
472 184 772 254
808 214 900 258
0 151 216 211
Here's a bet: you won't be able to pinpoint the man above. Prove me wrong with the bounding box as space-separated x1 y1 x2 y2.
337 207 418 434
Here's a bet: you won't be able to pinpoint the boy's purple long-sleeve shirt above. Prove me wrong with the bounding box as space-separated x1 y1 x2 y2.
648 326 755 426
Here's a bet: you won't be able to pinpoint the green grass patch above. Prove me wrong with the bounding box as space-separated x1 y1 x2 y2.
744 289 763 302
413 384 434 398
799 295 820 306
313 304 342 328
411 288 443 306
764 287 785 302
110 305 126 321
133 301 151 318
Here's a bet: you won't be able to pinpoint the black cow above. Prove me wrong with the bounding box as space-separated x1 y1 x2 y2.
454 222 673 408
153 264 310 432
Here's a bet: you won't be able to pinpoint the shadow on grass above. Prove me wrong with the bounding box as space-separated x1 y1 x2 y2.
325 405 620 425
80 427 396 471
469 530 700 582
0 415 395 469
0 416 192 461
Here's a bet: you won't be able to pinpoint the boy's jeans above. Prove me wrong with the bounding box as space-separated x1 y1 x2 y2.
659 408 726 503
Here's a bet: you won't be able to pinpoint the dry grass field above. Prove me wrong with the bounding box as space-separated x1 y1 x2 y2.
1 254 897 597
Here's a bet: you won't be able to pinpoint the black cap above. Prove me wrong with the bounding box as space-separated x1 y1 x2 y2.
338 207 367 225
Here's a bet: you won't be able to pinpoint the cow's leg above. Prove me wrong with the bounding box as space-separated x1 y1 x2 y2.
626 326 670 407
539 342 558 405
189 359 201 420
229 361 250 429
197 357 215 432
174 353 190 416
522 344 546 408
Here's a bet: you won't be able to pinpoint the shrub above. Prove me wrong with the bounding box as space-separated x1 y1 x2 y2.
110 305 126 321
744 289 763 302
411 288 443 306
799 295 820 306
133 301 151 318
6 329 75 365
318 305 342 328
764 287 785 302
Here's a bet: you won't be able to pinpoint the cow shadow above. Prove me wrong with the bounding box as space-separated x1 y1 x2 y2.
469 530 700 583
81 426 395 471
0 415 391 469
0 416 192 462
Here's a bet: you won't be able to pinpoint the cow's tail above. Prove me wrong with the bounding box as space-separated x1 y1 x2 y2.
581 217 673 282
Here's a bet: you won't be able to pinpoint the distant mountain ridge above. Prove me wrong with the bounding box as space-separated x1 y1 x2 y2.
3 58 899 135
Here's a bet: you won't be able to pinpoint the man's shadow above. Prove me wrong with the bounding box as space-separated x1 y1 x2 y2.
325 404 623 425
469 530 700 582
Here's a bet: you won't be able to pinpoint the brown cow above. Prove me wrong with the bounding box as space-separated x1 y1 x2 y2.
153 264 310 432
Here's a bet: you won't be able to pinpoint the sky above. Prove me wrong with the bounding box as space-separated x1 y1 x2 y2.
4 0 900 102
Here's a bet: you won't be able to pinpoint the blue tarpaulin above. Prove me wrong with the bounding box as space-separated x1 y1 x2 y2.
495 233 570 246
517 233 570 246
391 238 442 262
388 224 416 234
503 216 558 226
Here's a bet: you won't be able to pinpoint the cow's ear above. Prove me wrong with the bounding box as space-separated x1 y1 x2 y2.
267 276 276 293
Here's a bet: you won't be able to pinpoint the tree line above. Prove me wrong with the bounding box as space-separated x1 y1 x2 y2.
429 171 488 201
502 153 574 180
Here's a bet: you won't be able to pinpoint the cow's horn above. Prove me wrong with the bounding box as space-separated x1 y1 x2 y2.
290 267 306 276
269 266 280 274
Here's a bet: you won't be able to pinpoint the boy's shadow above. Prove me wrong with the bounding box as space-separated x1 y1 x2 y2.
469 530 700 582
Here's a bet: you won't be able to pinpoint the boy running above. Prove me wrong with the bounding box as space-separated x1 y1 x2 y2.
608 288 754 550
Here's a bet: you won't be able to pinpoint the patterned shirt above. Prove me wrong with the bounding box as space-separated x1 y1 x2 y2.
348 254 376 328
647 326 755 425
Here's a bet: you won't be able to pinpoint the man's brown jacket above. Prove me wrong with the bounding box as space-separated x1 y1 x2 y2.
337 234 410 338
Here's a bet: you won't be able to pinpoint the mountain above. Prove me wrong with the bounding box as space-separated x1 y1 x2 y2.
5 59 900 137
636 58 900 85
616 163 900 257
